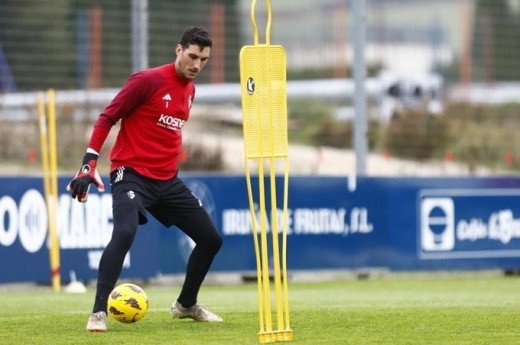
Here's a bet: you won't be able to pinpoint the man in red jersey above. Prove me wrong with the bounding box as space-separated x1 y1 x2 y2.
67 26 223 332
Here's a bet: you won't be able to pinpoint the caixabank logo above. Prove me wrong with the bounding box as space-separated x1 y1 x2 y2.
418 189 520 259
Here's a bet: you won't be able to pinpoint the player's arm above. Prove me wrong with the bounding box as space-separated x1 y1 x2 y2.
66 116 113 203
67 70 163 202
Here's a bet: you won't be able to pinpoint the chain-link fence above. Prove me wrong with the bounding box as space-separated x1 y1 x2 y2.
0 0 519 175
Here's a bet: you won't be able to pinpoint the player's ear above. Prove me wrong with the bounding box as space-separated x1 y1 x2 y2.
175 44 182 57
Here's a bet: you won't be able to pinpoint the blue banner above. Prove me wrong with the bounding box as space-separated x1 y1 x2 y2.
0 176 159 283
382 177 520 270
1 175 520 284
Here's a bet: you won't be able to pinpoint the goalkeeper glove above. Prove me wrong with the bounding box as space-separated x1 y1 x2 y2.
66 152 105 203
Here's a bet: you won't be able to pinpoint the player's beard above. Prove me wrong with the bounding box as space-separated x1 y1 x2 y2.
184 68 199 80
175 60 199 80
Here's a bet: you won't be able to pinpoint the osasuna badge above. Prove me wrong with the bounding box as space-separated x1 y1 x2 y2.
246 77 255 95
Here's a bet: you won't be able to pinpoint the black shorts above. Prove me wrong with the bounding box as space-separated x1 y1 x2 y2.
110 167 207 228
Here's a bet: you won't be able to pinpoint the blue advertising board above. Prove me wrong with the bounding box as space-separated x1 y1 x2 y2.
168 175 385 273
1 174 520 284
389 178 520 270
0 176 159 283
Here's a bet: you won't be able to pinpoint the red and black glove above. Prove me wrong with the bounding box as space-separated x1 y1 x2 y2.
66 152 105 203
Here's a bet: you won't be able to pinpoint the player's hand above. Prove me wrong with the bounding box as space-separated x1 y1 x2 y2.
66 152 105 203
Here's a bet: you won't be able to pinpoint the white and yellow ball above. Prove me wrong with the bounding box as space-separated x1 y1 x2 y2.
107 283 148 323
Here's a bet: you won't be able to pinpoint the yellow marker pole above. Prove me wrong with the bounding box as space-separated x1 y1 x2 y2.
47 89 61 292
240 0 292 343
38 90 61 292
37 93 51 215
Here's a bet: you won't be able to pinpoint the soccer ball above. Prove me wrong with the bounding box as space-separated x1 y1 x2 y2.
107 283 149 323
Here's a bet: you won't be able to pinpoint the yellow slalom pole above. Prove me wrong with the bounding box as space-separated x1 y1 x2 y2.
258 160 272 336
281 159 291 331
38 90 61 292
269 161 283 333
47 88 61 292
37 93 51 213
245 162 266 334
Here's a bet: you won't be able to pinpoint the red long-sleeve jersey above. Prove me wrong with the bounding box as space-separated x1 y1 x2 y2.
88 63 195 180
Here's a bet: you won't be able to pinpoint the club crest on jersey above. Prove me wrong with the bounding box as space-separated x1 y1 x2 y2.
157 114 185 131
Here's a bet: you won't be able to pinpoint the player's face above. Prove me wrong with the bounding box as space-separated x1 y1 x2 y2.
175 43 210 80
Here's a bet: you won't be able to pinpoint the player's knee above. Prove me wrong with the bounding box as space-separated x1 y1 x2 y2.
112 204 139 247
212 232 223 252
112 226 136 248
197 229 222 254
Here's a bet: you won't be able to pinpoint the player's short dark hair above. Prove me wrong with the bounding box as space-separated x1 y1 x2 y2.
179 26 213 49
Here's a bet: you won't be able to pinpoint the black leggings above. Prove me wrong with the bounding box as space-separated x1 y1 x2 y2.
93 202 222 313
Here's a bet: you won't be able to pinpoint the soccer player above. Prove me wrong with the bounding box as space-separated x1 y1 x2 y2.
67 26 224 332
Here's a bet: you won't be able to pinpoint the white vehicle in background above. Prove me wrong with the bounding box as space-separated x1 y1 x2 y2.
377 70 444 121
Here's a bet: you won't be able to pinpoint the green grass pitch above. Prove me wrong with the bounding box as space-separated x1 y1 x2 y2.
0 273 519 344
